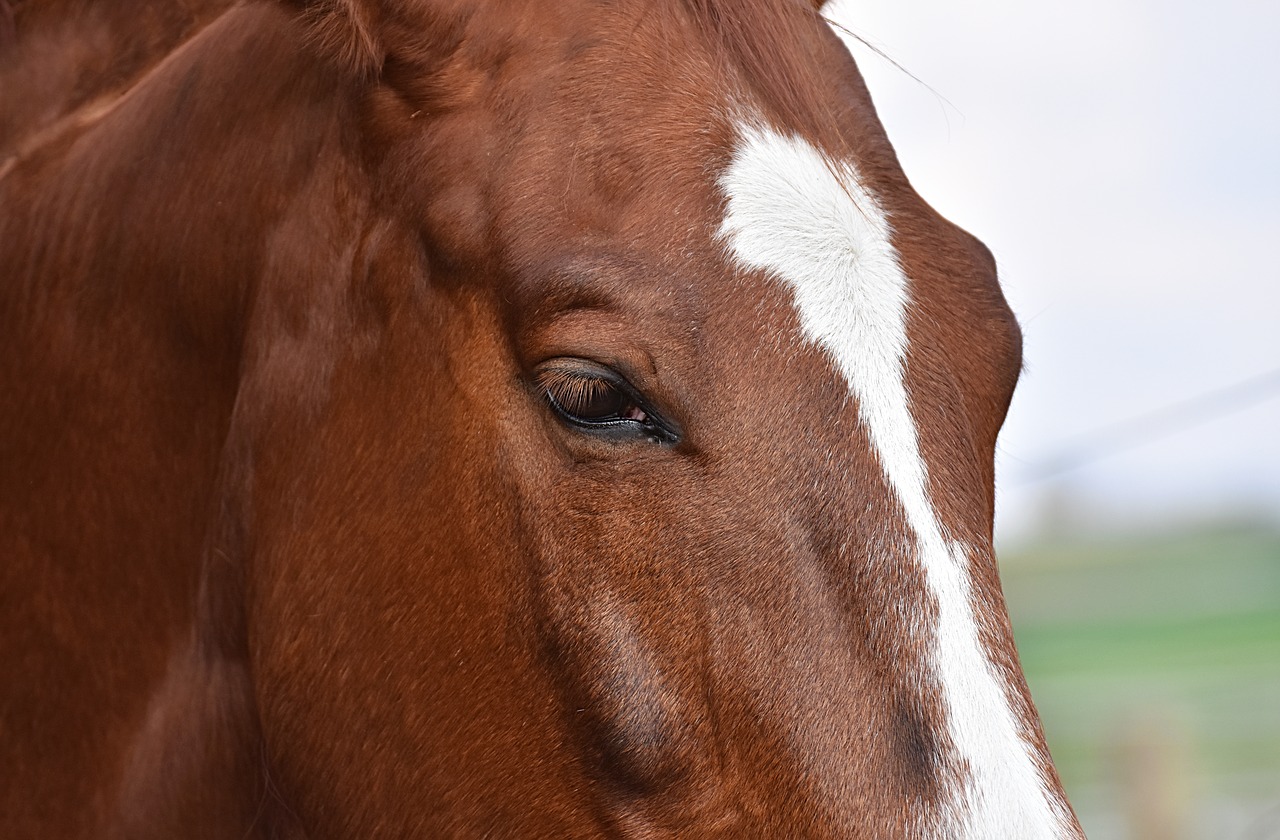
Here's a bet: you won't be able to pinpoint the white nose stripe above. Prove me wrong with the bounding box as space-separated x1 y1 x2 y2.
717 120 1072 839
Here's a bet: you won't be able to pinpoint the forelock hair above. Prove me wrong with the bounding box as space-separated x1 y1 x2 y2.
681 0 852 154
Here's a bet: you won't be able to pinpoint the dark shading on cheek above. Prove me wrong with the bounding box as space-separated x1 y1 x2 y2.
594 663 679 799
894 696 940 795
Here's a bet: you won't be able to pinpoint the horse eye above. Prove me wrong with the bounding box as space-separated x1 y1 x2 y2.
534 360 667 437
536 362 648 425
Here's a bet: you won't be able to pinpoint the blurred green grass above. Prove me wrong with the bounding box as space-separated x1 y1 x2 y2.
1000 521 1280 839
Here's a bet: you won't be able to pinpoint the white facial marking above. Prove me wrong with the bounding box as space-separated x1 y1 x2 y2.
718 122 1075 839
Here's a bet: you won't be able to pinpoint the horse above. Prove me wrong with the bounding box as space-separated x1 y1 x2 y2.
0 0 1084 836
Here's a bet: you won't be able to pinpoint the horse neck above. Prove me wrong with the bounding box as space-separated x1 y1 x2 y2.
0 4 362 835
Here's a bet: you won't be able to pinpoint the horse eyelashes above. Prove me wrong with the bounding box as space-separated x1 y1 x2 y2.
532 359 684 445
540 368 602 411
537 365 636 421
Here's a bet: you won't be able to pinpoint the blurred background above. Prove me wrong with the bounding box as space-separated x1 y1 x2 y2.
829 1 1280 837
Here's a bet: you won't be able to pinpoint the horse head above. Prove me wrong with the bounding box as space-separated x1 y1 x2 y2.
0 0 1082 836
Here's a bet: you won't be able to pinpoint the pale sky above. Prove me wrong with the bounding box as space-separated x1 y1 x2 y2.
829 0 1280 541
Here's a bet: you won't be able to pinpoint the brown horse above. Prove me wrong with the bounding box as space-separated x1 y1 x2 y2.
0 0 1084 836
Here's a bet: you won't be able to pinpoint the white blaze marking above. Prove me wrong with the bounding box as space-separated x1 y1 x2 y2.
718 122 1073 838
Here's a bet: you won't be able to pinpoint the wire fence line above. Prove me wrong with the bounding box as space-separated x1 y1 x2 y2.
1012 366 1280 485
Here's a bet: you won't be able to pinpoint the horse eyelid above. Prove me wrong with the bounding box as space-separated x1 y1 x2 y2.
534 362 677 443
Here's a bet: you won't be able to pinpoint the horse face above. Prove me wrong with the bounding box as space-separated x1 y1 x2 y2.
245 1 1078 836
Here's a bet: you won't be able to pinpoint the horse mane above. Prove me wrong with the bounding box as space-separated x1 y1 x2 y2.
292 0 383 78
263 0 849 140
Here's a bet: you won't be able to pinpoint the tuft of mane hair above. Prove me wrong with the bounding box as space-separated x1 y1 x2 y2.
295 0 383 78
